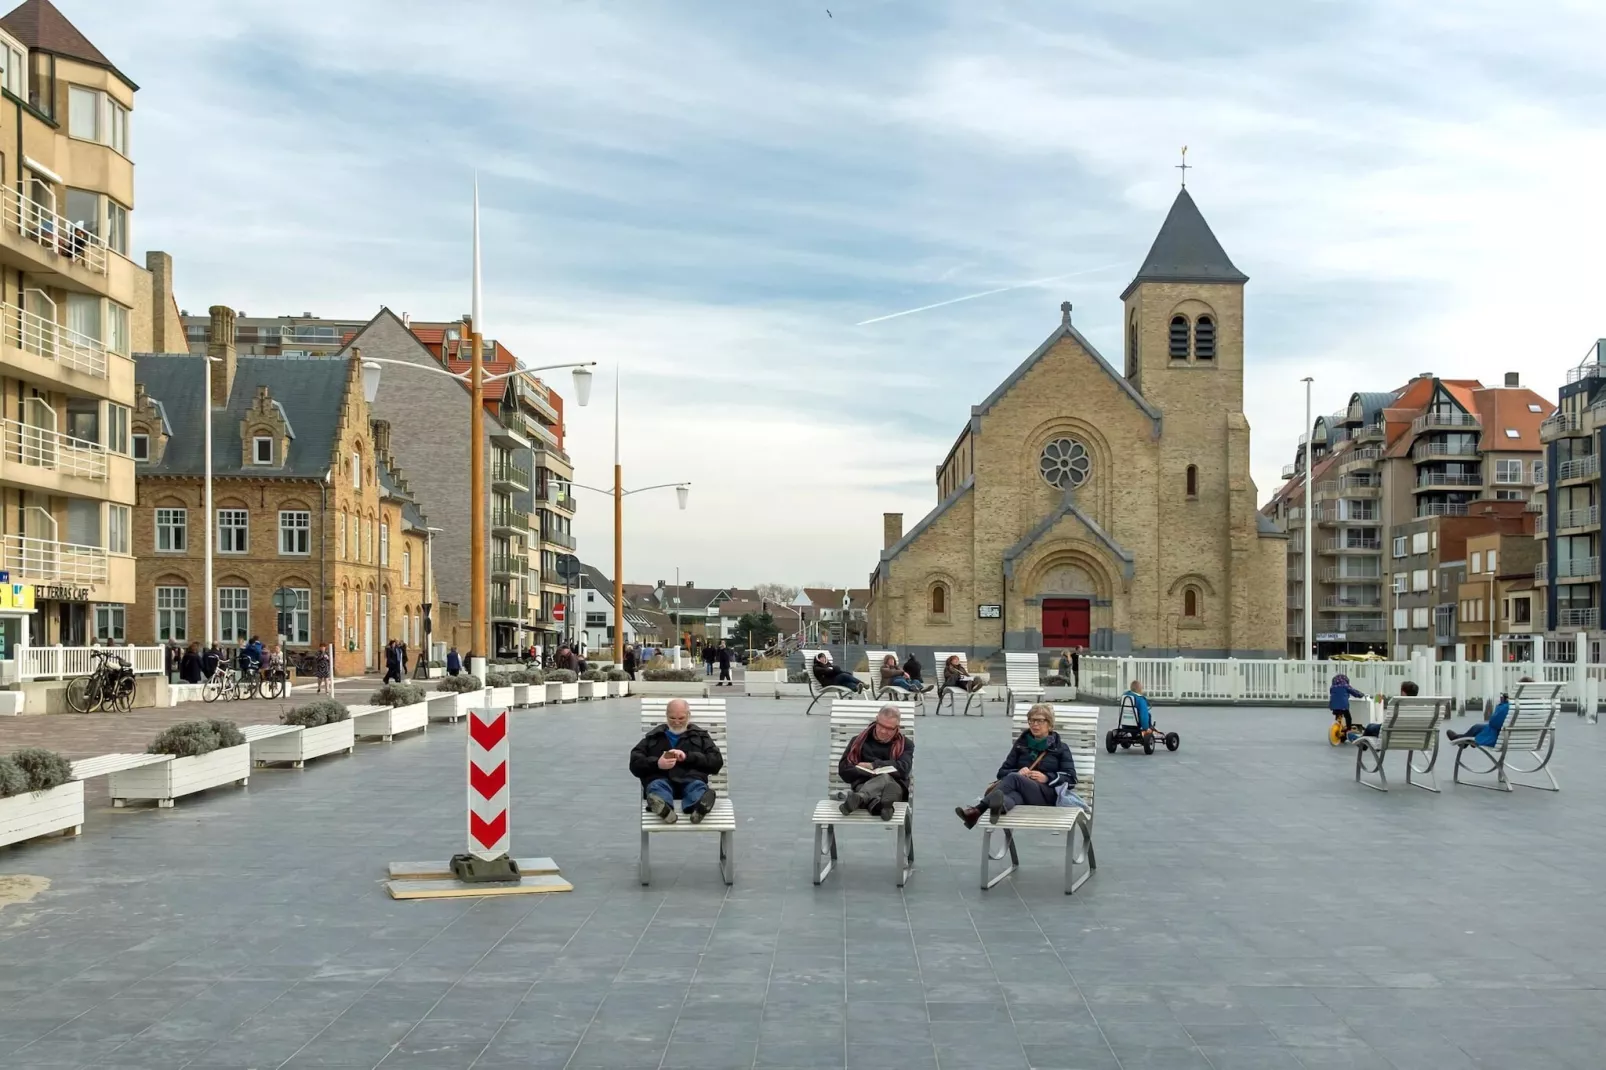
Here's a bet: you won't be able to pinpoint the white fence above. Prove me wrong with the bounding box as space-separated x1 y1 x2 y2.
12 645 165 681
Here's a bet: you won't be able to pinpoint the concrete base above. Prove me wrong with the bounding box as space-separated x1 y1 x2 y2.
6 675 169 715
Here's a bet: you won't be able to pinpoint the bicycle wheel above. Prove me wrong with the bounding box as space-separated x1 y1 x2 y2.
262 674 285 700
112 675 135 713
65 675 93 714
203 675 224 702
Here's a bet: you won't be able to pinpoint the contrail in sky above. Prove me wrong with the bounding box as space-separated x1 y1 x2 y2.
855 263 1123 326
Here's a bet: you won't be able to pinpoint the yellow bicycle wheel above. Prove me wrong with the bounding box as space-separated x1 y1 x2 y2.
1328 721 1345 747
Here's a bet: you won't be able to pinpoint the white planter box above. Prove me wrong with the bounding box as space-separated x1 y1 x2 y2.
427 667 444 679
252 719 355 767
353 702 429 741
547 682 580 703
511 684 544 708
428 689 484 722
0 692 24 716
775 682 811 698
487 686 515 709
168 684 204 705
578 681 601 700
633 680 710 698
0 782 84 847
108 745 249 808
607 680 627 697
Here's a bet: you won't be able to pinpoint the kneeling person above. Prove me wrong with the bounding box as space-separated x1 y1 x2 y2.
838 705 914 821
630 698 723 825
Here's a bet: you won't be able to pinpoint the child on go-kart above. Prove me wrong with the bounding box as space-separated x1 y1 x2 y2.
1121 680 1153 734
1328 673 1366 744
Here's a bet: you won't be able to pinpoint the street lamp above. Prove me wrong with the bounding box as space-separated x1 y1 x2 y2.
202 354 222 646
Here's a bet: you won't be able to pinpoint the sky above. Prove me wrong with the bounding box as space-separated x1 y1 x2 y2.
73 0 1606 588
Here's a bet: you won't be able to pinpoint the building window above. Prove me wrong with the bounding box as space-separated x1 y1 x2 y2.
1487 549 1498 573
1412 532 1429 555
277 588 311 645
1412 569 1429 591
1471 552 1481 573
105 403 129 455
108 303 130 355
1532 459 1544 484
1503 428 1520 439
1183 587 1198 617
1185 464 1198 498
156 586 187 641
1495 459 1523 484
94 604 125 643
132 433 149 461
218 587 249 643
1194 316 1215 360
107 504 130 554
67 85 130 156
1392 536 1407 558
586 612 607 627
380 523 390 566
403 546 412 587
0 39 23 97
1514 599 1531 624
1126 315 1138 377
156 508 186 552
217 509 248 553
1038 437 1091 490
1168 315 1189 359
352 450 361 490
279 511 311 555
337 509 346 558
930 583 947 615
253 436 273 465
107 199 128 255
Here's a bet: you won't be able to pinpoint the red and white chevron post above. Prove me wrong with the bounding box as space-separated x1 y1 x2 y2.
467 705 510 860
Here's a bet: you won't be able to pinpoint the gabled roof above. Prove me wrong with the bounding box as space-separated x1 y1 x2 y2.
973 308 1161 433
1 0 133 89
1471 386 1553 452
1120 188 1247 299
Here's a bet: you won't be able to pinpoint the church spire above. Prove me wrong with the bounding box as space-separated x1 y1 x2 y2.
1120 187 1247 299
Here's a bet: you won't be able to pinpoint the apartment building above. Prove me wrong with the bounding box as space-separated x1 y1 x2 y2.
1456 530 1539 663
1388 505 1532 659
179 311 368 358
1266 372 1552 658
1534 340 1606 650
0 2 188 648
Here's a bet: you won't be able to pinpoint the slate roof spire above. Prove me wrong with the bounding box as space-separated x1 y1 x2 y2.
1120 187 1247 299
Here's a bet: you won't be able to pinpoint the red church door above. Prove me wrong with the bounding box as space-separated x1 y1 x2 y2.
1041 599 1090 649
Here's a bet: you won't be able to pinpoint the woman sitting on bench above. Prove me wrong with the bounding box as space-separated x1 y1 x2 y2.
812 652 865 693
941 655 981 693
954 703 1078 828
879 654 929 694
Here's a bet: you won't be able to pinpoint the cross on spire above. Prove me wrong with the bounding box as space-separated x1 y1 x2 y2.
1176 145 1190 188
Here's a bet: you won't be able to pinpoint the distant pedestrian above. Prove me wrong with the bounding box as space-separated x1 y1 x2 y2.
446 646 462 676
1071 647 1081 688
717 642 733 687
624 644 638 680
315 644 332 694
383 640 402 684
703 643 716 676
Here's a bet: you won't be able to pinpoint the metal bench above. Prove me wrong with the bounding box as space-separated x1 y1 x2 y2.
638 698 734 886
1002 652 1045 720
866 648 928 714
1354 696 1451 792
1452 681 1563 792
801 648 861 716
812 699 915 887
980 704 1098 894
934 651 984 716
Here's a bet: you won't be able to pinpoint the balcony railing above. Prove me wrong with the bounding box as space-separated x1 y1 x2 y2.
1328 510 1379 524
1415 471 1483 489
1 303 109 379
1412 411 1481 433
1281 463 1297 480
490 506 530 531
1534 460 1546 484
1 533 109 584
1540 412 1584 442
1556 557 1600 580
491 459 530 489
1321 594 1383 609
1332 615 1387 633
1411 440 1479 461
1558 455 1600 482
1322 538 1382 553
1559 607 1599 629
489 597 525 621
0 418 108 481
538 485 576 512
1356 423 1385 442
1 185 110 275
490 554 525 576
1559 506 1600 530
1321 567 1382 582
541 568 565 586
1337 448 1382 469
543 528 577 550
1416 501 1470 518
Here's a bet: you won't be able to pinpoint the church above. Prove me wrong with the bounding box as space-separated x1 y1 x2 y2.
866 186 1286 657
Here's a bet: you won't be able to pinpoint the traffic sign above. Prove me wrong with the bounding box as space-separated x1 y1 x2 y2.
467 707 510 860
552 602 566 623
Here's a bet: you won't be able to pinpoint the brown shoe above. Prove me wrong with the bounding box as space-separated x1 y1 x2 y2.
955 805 980 830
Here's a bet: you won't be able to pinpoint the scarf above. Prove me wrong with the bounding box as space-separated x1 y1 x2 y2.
844 725 905 767
1022 731 1053 756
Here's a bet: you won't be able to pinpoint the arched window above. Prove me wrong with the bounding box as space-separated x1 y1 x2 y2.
1127 315 1138 377
1169 315 1189 359
1194 315 1215 360
931 584 946 615
1184 587 1199 617
1186 464 1198 497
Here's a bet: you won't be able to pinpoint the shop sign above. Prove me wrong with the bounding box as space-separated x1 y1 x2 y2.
34 585 89 603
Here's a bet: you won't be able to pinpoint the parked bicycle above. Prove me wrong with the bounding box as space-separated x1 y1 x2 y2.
202 665 253 702
64 650 135 714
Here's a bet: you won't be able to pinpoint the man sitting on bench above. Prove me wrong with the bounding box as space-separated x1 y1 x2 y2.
813 652 866 694
630 698 722 825
838 705 914 821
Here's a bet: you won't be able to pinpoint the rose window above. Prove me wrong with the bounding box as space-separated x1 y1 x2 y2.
1039 437 1090 489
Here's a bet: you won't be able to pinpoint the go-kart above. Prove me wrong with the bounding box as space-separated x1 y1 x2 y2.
1106 694 1179 754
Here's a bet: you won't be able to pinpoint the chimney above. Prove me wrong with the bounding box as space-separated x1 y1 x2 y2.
207 305 236 408
146 251 174 351
1504 372 1519 387
1416 371 1434 380
884 512 904 549
401 312 410 327
370 419 392 464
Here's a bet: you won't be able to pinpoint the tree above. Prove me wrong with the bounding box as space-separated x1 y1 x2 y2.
753 582 800 605
734 611 780 647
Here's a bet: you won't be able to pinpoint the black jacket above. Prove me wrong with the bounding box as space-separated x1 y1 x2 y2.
179 652 203 684
997 730 1076 791
838 729 914 790
717 647 731 668
902 654 922 681
629 722 724 791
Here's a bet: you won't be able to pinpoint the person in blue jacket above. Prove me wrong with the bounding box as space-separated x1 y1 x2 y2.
1122 680 1153 731
1447 676 1530 745
1329 673 1366 733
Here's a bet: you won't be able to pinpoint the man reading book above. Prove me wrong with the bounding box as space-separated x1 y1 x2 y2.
837 705 914 821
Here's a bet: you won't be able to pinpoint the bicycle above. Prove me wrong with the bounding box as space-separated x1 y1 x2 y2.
202 665 249 702
65 651 135 714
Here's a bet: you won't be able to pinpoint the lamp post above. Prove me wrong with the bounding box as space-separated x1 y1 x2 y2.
202 355 222 646
1302 376 1314 661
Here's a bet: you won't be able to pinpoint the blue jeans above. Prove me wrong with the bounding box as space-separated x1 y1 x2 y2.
833 672 863 691
645 778 709 813
889 675 917 692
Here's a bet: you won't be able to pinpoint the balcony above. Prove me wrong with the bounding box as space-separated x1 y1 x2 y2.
1416 501 1470 518
1 302 109 380
1 185 110 277
542 527 577 551
1331 615 1387 634
1322 538 1382 553
1356 423 1385 443
1558 455 1600 482
1557 557 1600 581
1411 440 1479 462
1321 594 1383 610
490 506 529 533
1414 470 1483 491
1534 460 1546 484
511 374 561 423
491 459 530 491
0 418 108 490
1314 476 1382 500
1321 567 1382 582
490 597 525 622
541 568 566 587
1412 411 1480 434
1336 448 1382 472
490 553 526 577
1540 412 1585 442
1 533 109 585
1281 463 1297 480
1558 506 1600 531
538 485 576 513
1559 607 1599 630
1327 510 1380 525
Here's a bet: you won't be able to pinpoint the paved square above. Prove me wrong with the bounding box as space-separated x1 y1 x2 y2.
2 696 1603 1069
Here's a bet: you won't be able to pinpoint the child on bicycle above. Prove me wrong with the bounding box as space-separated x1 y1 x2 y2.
1344 680 1417 743
1329 673 1365 736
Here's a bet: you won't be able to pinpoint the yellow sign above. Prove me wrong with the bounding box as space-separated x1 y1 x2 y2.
0 584 36 611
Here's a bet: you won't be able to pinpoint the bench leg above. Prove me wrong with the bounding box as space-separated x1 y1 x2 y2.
980 828 1019 890
813 823 836 885
1406 747 1441 793
1454 743 1514 792
1355 742 1387 791
719 831 735 886
639 830 651 886
1066 816 1094 895
1506 739 1560 792
963 690 983 717
894 816 913 888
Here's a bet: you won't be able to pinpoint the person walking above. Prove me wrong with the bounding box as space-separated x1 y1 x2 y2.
314 644 332 694
703 642 716 677
623 643 638 680
717 642 733 687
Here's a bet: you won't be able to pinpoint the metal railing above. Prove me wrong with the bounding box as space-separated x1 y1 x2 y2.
1558 456 1600 481
1412 411 1480 433
0 417 108 481
1559 607 1599 629
491 459 530 488
1322 538 1382 552
1411 440 1478 460
1321 594 1383 609
490 554 525 575
543 528 576 550
1356 423 1385 442
1556 557 1600 579
1280 463 1297 480
1540 412 1583 441
1322 567 1382 582
1415 471 1483 488
1416 501 1471 518
1559 506 1600 530
1534 461 1546 484
1337 448 1383 469
12 645 164 681
1 302 109 379
541 568 564 585
538 485 576 512
490 506 530 530
489 597 525 620
1 186 110 275
1 533 109 584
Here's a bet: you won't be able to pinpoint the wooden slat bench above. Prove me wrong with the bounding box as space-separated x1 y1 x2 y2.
1355 696 1450 792
638 698 734 886
1453 681 1563 792
935 651 984 717
801 649 861 716
867 648 929 714
69 754 171 781
1003 652 1045 720
812 699 915 887
979 704 1098 894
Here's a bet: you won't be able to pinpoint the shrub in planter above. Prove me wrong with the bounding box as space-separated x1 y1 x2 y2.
428 660 445 669
436 674 484 694
210 719 246 748
1045 674 1070 686
547 669 578 684
508 670 530 684
524 670 546 685
581 669 608 682
0 756 29 798
788 671 810 684
148 721 222 758
606 668 629 681
748 655 785 672
282 699 350 728
645 655 672 670
10 747 72 792
485 671 513 688
370 681 426 707
643 667 698 682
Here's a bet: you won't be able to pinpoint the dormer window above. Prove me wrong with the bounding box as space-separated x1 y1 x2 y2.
253 436 273 465
132 433 149 462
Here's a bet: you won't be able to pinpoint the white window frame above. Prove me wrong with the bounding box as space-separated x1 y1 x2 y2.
1392 536 1407 558
1488 549 1498 574
107 504 130 555
1533 459 1544 484
132 433 150 461
380 522 389 566
1471 552 1481 573
105 403 130 455
93 603 125 642
156 586 188 642
253 436 274 465
403 546 412 587
1412 532 1429 555
155 507 186 552
1495 458 1523 484
279 510 311 555
106 198 129 255
1411 607 1430 629
277 588 311 645
108 303 130 356
352 451 361 490
218 587 250 644
217 508 248 554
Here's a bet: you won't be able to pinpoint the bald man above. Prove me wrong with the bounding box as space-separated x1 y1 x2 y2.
629 698 723 825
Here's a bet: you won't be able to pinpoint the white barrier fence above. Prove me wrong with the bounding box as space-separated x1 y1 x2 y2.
1080 638 1604 712
12 645 165 681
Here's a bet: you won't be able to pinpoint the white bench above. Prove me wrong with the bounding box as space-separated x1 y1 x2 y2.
1354 696 1450 792
866 648 928 714
638 698 734 885
1453 681 1563 792
812 699 915 887
1003 652 1045 720
980 704 1098 894
801 648 861 716
935 651 984 716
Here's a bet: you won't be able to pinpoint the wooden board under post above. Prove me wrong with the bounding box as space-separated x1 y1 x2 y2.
386 857 560 881
385 874 573 899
